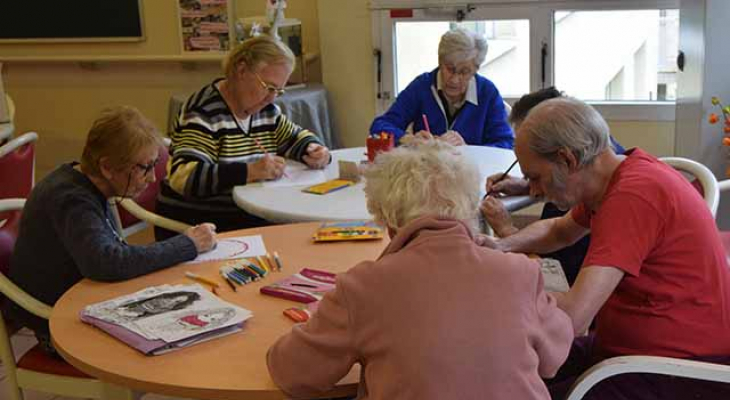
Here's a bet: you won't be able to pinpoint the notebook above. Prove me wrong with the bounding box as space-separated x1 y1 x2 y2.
81 284 253 355
260 268 336 303
312 221 384 242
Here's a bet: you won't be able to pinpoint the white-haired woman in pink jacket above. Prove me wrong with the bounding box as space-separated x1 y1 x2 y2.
267 141 573 400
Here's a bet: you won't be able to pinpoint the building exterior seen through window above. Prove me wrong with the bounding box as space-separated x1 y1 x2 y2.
555 9 679 101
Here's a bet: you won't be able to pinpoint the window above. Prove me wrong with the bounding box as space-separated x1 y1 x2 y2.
554 9 679 101
372 0 679 121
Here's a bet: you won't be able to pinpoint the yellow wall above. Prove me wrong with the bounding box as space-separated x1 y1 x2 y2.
1 0 320 178
318 0 376 148
1 0 674 179
608 121 676 157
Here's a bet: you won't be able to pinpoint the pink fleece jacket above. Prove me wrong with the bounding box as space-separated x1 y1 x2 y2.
267 216 573 399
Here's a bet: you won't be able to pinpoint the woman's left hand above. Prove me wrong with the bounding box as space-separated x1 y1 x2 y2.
439 130 466 146
303 143 331 169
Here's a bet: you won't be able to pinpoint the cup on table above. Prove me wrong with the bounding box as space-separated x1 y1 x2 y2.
366 132 395 163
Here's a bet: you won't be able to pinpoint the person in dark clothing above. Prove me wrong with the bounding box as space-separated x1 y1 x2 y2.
480 87 625 285
5 106 217 356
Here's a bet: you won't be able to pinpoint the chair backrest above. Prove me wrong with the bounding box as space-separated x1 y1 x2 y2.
659 157 719 218
566 355 730 400
503 100 512 120
116 139 170 230
0 132 37 200
0 132 37 224
0 199 24 277
0 198 133 400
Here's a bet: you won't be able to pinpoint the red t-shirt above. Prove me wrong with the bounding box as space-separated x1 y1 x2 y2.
571 148 730 358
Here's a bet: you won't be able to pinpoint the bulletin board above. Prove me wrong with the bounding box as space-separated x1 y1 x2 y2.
178 0 235 53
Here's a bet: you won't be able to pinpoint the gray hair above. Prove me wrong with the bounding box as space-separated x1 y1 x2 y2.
223 35 295 77
364 141 480 230
438 27 488 67
518 97 610 166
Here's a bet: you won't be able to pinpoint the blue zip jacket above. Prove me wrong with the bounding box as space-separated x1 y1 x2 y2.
370 69 514 149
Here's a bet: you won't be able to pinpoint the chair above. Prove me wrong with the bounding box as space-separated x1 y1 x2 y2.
0 199 135 400
660 156 719 217
716 179 730 254
0 132 37 223
0 95 15 144
503 100 512 120
0 132 37 200
110 138 191 237
566 356 730 400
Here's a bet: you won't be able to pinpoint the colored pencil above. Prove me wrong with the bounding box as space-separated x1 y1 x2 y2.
485 159 519 198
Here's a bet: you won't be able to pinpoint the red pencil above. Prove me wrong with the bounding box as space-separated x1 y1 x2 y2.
252 136 288 178
421 114 431 133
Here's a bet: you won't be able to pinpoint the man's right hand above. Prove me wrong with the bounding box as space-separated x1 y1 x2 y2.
248 154 286 182
485 173 529 196
185 223 217 253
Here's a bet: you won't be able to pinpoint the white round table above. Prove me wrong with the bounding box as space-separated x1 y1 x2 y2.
232 146 533 223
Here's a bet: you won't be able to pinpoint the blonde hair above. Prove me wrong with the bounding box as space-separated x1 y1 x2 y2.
364 141 480 230
223 35 295 77
80 106 162 176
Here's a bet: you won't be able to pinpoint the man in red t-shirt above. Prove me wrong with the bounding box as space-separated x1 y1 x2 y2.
480 97 730 399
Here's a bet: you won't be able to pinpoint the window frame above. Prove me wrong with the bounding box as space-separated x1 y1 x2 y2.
371 0 679 121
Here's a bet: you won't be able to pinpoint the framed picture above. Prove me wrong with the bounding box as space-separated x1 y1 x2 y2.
177 0 234 53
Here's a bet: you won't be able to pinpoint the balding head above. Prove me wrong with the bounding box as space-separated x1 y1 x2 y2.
516 97 611 167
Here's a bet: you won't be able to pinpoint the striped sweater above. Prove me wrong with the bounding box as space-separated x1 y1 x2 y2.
159 78 323 213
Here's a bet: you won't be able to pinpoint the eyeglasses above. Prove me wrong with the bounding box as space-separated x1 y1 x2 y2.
253 71 286 97
441 64 477 80
134 158 159 176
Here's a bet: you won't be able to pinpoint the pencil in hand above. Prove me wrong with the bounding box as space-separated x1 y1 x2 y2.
421 114 431 133
252 136 288 178
485 159 519 198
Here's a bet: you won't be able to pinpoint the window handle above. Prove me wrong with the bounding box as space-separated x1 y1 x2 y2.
541 41 548 88
374 49 382 99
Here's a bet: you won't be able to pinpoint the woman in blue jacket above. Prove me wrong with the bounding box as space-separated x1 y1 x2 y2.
370 27 513 148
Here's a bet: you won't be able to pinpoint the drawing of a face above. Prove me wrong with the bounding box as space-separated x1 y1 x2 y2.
117 291 201 319
178 309 234 329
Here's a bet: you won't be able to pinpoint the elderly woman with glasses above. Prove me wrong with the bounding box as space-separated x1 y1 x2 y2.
370 27 513 148
267 141 572 400
6 106 217 357
155 35 331 240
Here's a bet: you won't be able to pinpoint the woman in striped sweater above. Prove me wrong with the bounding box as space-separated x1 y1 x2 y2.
156 35 331 239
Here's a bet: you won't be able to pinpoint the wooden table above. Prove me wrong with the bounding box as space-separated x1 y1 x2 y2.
50 223 388 400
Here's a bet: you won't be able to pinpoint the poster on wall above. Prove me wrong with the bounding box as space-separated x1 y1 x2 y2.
178 0 233 53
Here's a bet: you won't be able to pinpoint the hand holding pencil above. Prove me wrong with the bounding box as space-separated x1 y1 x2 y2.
247 137 286 182
484 160 522 198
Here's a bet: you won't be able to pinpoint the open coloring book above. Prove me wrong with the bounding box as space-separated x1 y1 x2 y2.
81 284 253 355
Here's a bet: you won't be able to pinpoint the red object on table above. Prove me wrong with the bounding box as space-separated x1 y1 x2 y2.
366 133 395 162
